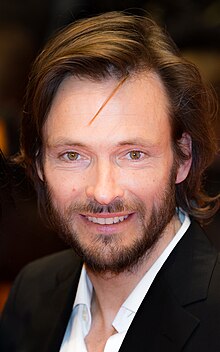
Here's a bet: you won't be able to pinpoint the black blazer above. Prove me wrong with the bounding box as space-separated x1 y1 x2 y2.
1 220 220 351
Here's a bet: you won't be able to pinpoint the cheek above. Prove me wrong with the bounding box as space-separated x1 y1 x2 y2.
45 170 82 205
122 170 157 199
122 166 172 205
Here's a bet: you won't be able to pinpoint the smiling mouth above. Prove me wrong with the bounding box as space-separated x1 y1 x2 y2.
85 215 129 225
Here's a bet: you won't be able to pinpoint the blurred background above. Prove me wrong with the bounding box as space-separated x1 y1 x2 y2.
0 0 220 310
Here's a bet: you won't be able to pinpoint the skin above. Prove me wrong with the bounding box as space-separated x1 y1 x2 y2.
39 71 192 351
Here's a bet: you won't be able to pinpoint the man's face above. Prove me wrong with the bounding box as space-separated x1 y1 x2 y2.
40 72 190 274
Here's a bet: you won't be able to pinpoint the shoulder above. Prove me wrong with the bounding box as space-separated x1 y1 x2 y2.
186 218 218 256
0 250 82 351
12 249 82 294
21 249 81 276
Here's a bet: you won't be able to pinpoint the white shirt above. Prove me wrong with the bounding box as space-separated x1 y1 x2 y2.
60 210 190 352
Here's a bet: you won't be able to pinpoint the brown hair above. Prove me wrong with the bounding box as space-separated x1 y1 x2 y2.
19 11 219 221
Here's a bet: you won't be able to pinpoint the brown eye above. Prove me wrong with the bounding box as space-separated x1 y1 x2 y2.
129 151 142 160
66 152 80 160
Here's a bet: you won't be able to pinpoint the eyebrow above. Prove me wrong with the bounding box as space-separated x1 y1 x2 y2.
46 140 86 149
117 138 159 148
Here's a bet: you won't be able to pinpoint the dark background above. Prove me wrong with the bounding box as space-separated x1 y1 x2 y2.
0 0 219 283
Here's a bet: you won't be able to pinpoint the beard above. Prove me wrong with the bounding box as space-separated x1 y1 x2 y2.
44 166 177 275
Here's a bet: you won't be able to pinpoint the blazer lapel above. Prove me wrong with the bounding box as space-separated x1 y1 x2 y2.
120 220 218 352
119 275 199 352
41 256 82 352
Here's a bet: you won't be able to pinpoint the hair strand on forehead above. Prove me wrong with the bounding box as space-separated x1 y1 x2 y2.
88 74 129 125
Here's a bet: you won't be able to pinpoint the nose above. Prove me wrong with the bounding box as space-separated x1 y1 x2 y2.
85 160 124 205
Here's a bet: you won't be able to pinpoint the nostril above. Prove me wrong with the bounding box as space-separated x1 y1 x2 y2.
85 184 124 205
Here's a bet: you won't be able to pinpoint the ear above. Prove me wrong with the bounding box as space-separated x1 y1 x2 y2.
175 133 192 184
36 160 44 182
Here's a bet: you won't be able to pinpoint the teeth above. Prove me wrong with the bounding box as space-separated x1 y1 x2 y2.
113 217 119 224
105 218 113 225
87 215 128 225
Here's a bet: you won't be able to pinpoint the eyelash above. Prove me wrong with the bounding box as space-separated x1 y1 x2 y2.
62 151 81 161
126 150 144 160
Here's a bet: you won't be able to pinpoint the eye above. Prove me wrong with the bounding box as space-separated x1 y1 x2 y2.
64 151 80 161
116 148 151 169
128 150 143 160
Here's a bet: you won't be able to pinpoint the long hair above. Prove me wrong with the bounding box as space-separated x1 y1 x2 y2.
19 11 219 221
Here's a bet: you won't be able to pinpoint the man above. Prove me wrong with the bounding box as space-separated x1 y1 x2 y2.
0 11 220 352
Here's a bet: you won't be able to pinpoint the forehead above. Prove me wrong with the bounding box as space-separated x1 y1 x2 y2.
43 71 171 147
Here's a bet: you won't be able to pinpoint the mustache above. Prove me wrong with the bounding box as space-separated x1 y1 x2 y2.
64 198 146 215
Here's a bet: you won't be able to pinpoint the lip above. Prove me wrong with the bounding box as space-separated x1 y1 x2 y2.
80 212 132 219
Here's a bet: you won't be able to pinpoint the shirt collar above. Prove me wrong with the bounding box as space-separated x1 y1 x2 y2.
73 265 93 309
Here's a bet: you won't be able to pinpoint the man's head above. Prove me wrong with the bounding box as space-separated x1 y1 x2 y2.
19 12 218 272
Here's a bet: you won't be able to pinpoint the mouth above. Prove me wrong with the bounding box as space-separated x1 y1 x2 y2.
80 213 132 225
87 215 129 225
